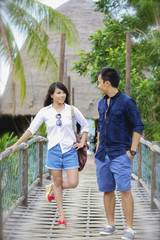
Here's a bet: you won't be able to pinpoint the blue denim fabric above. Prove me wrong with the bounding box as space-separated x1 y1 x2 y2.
96 153 132 192
95 90 144 161
46 144 79 170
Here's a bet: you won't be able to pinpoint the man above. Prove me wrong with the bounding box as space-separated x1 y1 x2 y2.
94 67 144 240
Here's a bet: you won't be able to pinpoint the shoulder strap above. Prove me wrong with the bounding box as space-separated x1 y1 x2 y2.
71 105 76 133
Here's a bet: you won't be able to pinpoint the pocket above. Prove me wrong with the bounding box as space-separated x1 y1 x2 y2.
123 153 132 168
99 110 105 121
110 110 123 123
95 145 105 161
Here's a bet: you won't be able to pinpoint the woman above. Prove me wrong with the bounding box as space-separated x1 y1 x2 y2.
8 82 89 228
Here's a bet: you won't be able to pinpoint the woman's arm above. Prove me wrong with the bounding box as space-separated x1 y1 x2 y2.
95 132 100 153
73 106 89 133
73 131 88 150
7 130 32 153
93 132 100 164
72 106 89 150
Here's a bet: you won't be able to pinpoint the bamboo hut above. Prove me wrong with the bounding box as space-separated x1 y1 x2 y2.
0 0 104 136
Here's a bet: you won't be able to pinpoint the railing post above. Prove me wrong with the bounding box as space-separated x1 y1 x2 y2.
22 149 28 206
0 160 3 240
151 142 157 209
138 143 142 187
38 141 43 187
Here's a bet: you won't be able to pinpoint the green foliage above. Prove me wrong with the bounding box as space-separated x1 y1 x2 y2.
1 152 21 215
94 0 160 30
37 122 47 137
72 1 160 141
0 132 18 152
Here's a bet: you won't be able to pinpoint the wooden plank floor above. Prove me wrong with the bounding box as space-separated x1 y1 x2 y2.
3 155 160 240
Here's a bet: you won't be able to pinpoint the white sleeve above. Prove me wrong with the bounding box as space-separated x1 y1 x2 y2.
74 106 89 133
27 108 44 135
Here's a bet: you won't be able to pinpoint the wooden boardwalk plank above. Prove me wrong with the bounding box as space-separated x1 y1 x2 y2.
3 155 160 239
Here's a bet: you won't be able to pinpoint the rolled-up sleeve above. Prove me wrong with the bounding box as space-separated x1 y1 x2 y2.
125 99 144 134
74 107 89 133
27 109 44 135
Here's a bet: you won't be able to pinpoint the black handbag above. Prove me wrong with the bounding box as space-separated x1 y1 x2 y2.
71 106 89 171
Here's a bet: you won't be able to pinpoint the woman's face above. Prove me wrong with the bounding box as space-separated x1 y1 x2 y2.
50 87 66 104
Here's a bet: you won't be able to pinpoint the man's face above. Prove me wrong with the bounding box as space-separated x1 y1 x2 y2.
98 74 108 95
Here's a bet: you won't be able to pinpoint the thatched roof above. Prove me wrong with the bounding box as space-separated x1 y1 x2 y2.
0 0 104 119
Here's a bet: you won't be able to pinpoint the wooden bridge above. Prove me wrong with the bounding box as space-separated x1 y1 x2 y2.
0 136 160 240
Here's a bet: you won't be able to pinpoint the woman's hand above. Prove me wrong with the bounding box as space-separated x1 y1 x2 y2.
73 141 84 150
7 143 19 153
6 130 32 154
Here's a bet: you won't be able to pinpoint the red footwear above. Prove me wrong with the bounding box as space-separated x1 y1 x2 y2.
47 194 55 202
58 212 66 228
45 183 55 202
58 220 66 228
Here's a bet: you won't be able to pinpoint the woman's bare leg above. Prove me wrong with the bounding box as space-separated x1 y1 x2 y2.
50 170 64 221
62 169 79 189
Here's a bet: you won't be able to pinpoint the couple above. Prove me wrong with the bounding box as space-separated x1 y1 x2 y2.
8 67 144 240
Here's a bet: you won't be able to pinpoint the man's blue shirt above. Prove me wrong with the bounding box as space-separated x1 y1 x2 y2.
95 90 144 161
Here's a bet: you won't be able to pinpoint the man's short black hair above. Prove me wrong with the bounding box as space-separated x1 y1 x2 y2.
97 67 120 88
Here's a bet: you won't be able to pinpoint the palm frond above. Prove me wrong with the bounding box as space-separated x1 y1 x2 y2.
0 16 12 63
12 0 78 46
0 19 26 103
24 28 58 75
6 1 49 44
42 8 78 47
5 1 59 78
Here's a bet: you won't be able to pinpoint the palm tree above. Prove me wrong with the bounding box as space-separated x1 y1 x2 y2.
0 0 77 105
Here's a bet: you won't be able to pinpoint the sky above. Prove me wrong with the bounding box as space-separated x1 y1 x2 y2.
0 0 70 96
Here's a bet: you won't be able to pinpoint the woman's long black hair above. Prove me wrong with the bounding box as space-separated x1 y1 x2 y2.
44 82 69 107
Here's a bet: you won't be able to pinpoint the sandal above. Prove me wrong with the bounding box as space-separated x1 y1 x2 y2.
58 213 66 228
45 183 55 202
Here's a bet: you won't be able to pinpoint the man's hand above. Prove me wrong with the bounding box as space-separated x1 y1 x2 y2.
126 151 134 161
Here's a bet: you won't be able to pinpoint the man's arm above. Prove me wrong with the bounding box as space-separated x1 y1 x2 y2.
127 132 142 161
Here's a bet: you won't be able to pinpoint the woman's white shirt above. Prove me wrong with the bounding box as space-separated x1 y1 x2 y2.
27 104 89 153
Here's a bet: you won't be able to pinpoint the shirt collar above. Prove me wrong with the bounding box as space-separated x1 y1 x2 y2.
104 89 121 100
49 103 69 113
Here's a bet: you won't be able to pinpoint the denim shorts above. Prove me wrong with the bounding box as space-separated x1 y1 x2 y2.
46 144 79 170
95 153 132 192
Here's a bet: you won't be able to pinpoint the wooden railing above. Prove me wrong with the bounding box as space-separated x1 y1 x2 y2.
0 136 48 240
132 137 160 209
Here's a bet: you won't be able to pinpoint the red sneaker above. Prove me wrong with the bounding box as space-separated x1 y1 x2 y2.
58 220 66 228
45 183 54 202
47 194 55 202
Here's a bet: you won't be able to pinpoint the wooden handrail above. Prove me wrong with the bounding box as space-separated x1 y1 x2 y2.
0 136 48 240
0 136 48 161
138 137 160 209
